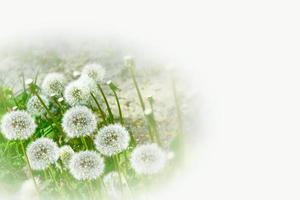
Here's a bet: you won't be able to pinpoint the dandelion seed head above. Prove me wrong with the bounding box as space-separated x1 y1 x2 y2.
59 145 75 167
41 73 66 97
27 138 59 170
0 111 36 140
82 63 105 83
62 106 97 138
64 80 90 106
78 74 97 93
123 56 134 67
94 124 130 156
26 95 49 116
130 143 167 175
69 151 104 180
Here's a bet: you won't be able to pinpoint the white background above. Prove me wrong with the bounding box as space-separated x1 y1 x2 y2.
1 0 300 199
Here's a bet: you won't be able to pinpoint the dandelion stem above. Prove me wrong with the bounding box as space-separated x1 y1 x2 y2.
48 166 68 200
52 96 64 114
111 87 124 124
90 92 107 124
112 155 124 193
147 98 162 146
81 137 89 150
172 79 184 135
127 61 145 111
34 92 61 128
126 59 156 143
3 141 10 153
172 78 185 147
20 141 40 197
116 155 133 198
108 81 137 146
33 91 64 143
88 180 96 200
97 84 114 123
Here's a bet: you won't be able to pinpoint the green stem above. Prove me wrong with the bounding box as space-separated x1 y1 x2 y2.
127 63 145 110
97 84 114 123
147 101 162 146
34 92 64 144
100 177 107 195
126 61 156 143
112 156 124 193
171 78 185 161
111 89 124 124
52 96 64 114
20 141 40 197
3 141 10 153
34 92 61 128
116 155 133 198
49 166 67 199
88 180 96 200
81 137 89 150
172 79 184 135
90 92 107 124
109 85 137 146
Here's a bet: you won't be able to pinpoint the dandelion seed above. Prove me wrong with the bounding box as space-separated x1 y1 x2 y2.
59 145 75 168
94 124 130 156
62 106 97 138
41 73 67 97
82 63 106 83
64 80 90 106
69 151 104 180
26 95 49 116
27 138 59 170
0 111 36 140
130 143 167 175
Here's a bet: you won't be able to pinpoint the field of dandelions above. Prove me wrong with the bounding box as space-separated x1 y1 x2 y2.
0 40 186 200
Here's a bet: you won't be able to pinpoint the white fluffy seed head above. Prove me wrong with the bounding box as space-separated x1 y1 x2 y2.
69 151 105 180
0 111 36 140
64 80 91 106
82 63 106 83
27 138 59 170
41 73 67 97
130 143 167 175
26 95 49 116
59 145 75 167
62 106 97 138
78 74 98 93
94 124 130 156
